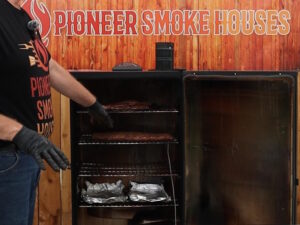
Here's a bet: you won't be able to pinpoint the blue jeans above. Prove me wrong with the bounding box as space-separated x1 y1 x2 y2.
0 144 40 225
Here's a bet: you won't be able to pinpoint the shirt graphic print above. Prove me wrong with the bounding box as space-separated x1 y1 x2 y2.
19 38 54 137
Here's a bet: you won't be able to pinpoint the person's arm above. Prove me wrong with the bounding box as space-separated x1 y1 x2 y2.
0 114 69 171
49 59 95 107
0 114 22 141
49 59 113 128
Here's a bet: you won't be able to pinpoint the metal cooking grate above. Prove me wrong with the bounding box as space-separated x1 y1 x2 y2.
79 201 179 208
76 109 179 114
78 163 179 177
78 135 179 146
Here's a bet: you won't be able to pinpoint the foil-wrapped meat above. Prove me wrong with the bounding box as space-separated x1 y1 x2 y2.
129 182 171 203
82 180 127 204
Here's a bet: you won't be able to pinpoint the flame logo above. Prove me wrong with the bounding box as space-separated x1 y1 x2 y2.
33 39 50 71
22 0 51 46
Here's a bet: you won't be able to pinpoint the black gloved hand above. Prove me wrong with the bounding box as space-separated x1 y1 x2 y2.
12 126 70 172
88 101 113 128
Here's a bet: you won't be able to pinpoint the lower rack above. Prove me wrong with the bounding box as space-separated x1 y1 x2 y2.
79 201 179 208
78 162 180 177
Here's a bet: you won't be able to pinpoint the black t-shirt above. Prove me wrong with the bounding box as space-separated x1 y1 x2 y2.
0 0 54 142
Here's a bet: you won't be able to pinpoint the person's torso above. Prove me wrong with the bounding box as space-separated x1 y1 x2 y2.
0 1 54 142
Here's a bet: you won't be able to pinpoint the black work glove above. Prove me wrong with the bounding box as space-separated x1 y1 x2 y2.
88 101 113 128
12 126 70 172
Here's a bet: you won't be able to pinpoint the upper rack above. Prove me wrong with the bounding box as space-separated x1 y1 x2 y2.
76 109 179 114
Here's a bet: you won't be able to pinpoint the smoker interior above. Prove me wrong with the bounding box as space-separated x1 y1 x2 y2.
71 73 183 225
184 75 295 225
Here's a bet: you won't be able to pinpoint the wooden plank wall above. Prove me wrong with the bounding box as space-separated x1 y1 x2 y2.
44 0 300 71
27 0 300 225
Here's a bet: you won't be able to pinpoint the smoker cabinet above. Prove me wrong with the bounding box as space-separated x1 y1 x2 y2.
70 71 297 225
70 71 183 225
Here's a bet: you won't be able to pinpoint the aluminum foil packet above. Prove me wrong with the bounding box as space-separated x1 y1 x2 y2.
82 180 127 204
129 182 171 203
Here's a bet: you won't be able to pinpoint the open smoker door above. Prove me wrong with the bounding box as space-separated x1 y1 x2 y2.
183 74 296 225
